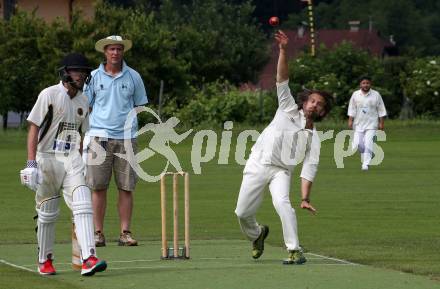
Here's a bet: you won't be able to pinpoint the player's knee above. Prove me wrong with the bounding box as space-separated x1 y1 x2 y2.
72 185 93 215
271 195 292 212
37 196 61 224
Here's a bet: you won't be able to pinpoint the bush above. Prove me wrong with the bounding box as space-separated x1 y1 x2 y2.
166 81 277 128
289 42 388 118
402 57 440 117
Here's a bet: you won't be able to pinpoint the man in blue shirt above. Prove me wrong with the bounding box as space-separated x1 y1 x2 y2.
84 35 148 247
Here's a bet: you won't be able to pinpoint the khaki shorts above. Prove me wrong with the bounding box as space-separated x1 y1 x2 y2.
86 137 138 191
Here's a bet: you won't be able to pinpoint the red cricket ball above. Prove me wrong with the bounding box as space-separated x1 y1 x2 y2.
269 16 279 27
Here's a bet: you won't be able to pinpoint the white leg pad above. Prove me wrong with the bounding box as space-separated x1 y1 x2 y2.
37 197 60 263
72 186 96 260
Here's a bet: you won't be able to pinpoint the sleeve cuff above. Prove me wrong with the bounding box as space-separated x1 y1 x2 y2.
300 172 315 182
276 79 289 87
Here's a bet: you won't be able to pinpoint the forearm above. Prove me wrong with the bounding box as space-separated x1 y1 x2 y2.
378 117 385 129
27 123 39 161
348 116 353 129
276 48 289 83
300 177 313 201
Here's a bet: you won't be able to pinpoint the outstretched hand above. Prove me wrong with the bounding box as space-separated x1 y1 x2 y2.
301 201 317 214
274 30 288 50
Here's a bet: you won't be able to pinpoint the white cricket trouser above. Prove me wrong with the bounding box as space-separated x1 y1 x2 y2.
35 152 94 263
352 129 376 166
235 152 300 251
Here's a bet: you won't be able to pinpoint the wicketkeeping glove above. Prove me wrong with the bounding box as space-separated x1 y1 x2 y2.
20 160 40 191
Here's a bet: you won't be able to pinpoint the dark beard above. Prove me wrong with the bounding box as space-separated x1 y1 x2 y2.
310 111 321 121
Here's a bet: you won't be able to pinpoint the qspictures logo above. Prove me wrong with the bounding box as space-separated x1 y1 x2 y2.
83 107 386 182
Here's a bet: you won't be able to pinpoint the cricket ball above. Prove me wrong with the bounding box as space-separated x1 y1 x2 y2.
269 16 279 27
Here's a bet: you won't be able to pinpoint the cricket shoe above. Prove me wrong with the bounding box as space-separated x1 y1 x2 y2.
81 256 107 276
38 258 56 275
118 231 138 246
94 231 106 247
361 165 369 171
252 225 269 259
283 249 306 265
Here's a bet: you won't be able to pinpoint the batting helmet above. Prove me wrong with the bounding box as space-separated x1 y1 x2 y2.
58 53 93 86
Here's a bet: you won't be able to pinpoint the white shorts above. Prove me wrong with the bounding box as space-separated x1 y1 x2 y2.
36 152 86 209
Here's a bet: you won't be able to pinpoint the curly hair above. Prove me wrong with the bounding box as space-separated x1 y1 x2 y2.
295 89 333 122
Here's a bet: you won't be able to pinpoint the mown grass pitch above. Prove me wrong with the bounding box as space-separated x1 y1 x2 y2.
1 120 440 288
2 240 440 289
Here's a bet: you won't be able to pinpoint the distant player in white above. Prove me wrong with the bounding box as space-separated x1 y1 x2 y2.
347 76 387 170
235 31 333 265
20 53 107 276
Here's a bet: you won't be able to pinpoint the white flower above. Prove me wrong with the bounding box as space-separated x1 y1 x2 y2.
300 64 305 68
427 80 431 86
324 81 329 85
415 91 419 95
429 60 437 65
435 91 439 96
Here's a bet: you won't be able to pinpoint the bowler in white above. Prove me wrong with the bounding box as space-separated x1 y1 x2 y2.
234 31 333 265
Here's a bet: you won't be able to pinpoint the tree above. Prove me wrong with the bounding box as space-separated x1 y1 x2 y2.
288 42 390 117
0 11 45 128
284 0 440 56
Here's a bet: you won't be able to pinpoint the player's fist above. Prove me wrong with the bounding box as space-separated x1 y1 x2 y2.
20 167 39 191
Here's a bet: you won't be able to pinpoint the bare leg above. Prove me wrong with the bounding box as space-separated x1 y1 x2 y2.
118 189 133 232
92 189 107 232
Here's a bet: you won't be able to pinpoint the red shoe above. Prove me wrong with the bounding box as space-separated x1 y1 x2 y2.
38 259 56 275
81 256 107 276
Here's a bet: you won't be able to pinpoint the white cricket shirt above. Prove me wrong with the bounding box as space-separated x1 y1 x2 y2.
347 89 387 131
251 80 320 182
27 82 89 154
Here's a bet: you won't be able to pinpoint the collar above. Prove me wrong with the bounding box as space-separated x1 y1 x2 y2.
99 60 128 77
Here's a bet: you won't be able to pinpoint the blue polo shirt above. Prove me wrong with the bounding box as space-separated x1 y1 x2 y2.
84 61 148 139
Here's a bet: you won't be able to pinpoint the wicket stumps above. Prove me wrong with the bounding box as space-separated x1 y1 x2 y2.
160 172 190 259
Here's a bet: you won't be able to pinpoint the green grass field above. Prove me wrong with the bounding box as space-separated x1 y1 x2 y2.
1 120 440 288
